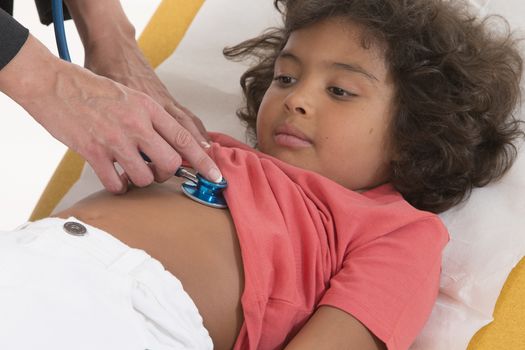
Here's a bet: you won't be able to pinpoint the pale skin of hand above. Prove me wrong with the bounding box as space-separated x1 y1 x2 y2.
73 1 207 143
64 0 215 177
0 0 221 193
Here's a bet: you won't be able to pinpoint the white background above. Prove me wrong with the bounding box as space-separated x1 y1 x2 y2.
0 1 160 230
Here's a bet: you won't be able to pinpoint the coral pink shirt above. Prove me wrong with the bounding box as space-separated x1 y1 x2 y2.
208 133 449 350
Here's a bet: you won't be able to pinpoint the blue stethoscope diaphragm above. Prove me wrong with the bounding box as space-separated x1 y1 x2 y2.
176 168 228 209
141 152 228 209
51 1 228 209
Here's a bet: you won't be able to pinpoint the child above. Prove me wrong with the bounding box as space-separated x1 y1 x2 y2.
0 0 522 350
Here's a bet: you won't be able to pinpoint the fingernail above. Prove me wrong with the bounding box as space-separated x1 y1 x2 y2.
209 168 223 183
201 141 211 149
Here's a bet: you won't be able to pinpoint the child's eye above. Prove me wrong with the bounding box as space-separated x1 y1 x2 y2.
273 75 296 86
328 87 356 98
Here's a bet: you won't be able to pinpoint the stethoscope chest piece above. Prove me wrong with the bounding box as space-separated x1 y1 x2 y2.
176 168 228 209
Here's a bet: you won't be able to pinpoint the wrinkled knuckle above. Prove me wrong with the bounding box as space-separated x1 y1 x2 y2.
169 104 186 121
168 100 181 111
121 117 141 133
156 94 171 109
105 180 124 193
196 153 212 170
134 91 150 105
192 115 204 126
155 170 173 183
112 141 130 159
172 113 184 125
140 94 161 114
165 153 183 173
133 172 154 188
103 130 125 148
88 162 121 193
121 113 152 136
174 127 193 148
81 142 104 162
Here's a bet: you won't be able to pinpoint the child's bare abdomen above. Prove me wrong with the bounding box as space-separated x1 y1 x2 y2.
54 177 244 350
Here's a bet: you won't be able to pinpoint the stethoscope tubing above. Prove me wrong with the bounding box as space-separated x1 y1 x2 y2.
51 0 71 62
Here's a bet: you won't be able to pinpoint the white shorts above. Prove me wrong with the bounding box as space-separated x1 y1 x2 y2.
0 217 213 350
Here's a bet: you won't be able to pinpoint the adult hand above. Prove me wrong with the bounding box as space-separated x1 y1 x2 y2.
82 39 218 188
60 0 219 191
84 38 209 147
0 35 222 193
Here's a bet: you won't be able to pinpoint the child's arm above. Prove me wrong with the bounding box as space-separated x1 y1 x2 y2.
284 306 386 350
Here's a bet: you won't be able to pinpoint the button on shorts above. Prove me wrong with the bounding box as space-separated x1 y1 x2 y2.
0 217 213 350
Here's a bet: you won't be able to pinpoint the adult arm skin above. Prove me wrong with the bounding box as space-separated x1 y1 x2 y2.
63 0 210 150
0 33 222 193
284 306 387 350
72 0 221 188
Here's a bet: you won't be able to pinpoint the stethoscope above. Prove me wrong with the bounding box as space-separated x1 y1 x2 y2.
50 0 228 209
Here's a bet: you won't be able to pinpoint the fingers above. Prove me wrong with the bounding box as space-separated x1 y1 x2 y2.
113 147 155 187
165 102 210 146
81 41 218 187
85 123 217 191
170 101 210 141
83 137 155 193
87 156 128 194
151 108 223 183
139 138 182 183
78 94 219 192
68 72 219 189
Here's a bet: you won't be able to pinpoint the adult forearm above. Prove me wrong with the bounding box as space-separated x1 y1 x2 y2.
61 0 213 161
0 34 127 149
63 0 136 52
0 34 64 115
62 0 148 89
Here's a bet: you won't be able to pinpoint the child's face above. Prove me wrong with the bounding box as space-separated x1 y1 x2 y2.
256 18 396 191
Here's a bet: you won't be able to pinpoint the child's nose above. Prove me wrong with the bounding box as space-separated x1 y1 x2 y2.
285 103 306 115
284 87 312 116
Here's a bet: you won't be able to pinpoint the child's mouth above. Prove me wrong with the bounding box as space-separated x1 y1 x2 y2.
273 124 313 148
274 133 313 148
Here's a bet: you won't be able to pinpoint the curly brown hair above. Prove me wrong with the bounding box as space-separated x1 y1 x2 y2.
223 0 523 213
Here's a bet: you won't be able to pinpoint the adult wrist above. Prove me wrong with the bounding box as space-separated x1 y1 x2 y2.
0 34 117 129
0 35 62 110
63 0 136 52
